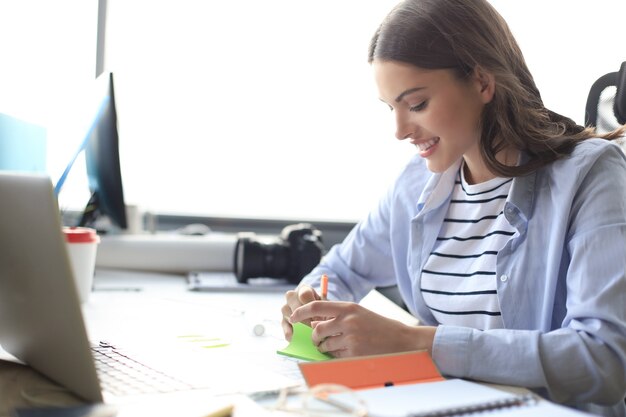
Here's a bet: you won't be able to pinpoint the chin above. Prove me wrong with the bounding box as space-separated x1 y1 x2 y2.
424 160 449 174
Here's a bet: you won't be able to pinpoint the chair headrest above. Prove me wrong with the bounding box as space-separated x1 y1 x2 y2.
585 61 626 127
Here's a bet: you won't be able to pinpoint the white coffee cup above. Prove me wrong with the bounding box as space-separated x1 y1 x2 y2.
63 227 100 304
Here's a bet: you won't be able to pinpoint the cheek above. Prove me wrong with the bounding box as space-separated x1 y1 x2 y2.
435 94 482 136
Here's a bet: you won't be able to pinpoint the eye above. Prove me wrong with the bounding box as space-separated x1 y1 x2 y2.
409 101 428 112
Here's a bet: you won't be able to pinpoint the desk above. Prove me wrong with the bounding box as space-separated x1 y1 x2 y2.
0 268 296 417
0 269 528 417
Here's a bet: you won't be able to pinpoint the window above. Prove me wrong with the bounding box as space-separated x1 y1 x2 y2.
1 1 624 222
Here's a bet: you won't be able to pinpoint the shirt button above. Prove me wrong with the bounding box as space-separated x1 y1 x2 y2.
500 274 508 282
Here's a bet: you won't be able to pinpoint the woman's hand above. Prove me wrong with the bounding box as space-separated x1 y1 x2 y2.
290 300 436 358
281 285 322 341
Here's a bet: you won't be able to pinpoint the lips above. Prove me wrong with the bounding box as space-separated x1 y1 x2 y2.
413 137 440 152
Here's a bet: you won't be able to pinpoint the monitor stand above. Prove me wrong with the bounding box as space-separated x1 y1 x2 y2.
77 191 100 229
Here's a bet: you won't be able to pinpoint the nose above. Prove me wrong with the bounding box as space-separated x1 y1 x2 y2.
394 112 415 141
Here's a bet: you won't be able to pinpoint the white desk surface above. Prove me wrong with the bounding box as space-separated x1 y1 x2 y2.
0 268 528 417
0 268 297 417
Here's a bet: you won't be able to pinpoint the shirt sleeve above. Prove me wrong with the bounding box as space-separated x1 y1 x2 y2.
299 176 400 302
433 144 626 408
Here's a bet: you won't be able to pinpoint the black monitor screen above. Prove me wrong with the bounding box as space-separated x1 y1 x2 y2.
79 72 127 230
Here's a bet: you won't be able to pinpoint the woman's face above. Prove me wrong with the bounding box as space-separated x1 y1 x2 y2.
373 60 493 179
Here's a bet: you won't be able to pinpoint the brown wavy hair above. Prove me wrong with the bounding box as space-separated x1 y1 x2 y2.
368 0 625 177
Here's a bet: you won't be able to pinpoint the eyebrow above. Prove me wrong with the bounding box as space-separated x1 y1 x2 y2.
395 87 426 103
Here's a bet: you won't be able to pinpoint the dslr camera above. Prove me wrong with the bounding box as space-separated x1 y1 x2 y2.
234 223 325 284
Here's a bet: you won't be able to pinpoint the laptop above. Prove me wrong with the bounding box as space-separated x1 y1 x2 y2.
0 172 297 411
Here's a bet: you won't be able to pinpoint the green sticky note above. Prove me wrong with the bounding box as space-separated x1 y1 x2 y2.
277 322 333 361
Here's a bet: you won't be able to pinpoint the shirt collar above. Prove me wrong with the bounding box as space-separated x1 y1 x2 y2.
416 158 462 214
506 151 535 225
416 154 536 223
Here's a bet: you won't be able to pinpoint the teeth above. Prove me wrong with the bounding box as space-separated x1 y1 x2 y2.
418 137 439 151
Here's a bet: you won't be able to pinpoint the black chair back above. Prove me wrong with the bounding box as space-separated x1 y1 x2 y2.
585 61 626 130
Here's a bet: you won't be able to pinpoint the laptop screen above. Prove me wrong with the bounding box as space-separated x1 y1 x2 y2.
0 172 103 402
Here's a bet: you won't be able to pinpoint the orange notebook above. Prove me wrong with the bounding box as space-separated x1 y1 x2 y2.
298 350 444 390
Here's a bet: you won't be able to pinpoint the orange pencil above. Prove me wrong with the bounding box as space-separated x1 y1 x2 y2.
321 274 328 301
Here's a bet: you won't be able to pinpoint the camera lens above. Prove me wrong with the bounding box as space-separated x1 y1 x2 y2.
234 237 290 283
234 224 324 284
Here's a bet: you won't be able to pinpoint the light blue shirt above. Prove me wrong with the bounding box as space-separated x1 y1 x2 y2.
301 139 626 416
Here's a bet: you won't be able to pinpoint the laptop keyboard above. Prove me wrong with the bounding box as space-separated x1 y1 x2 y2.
91 341 194 397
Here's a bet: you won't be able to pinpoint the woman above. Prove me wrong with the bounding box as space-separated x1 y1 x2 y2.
282 0 626 415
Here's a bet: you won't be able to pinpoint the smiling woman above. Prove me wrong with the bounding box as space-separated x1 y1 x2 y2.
280 0 626 416
373 62 491 179
0 0 624 222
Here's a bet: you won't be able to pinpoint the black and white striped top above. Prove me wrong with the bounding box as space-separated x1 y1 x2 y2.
420 166 516 330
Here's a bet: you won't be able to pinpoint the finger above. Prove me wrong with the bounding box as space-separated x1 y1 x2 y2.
290 300 341 324
284 288 298 302
288 302 317 327
310 318 333 329
284 289 302 313
317 333 347 355
297 285 320 304
279 304 294 340
310 318 342 346
326 348 349 359
281 303 293 319
281 319 293 341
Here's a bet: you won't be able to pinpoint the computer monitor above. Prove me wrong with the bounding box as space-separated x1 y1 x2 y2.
78 72 127 230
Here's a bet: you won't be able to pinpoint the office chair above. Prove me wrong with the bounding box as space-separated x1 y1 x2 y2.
585 61 626 132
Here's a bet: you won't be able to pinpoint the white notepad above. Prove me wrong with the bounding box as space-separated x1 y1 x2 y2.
327 379 592 417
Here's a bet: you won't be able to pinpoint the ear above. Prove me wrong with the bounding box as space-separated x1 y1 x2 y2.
472 66 495 104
